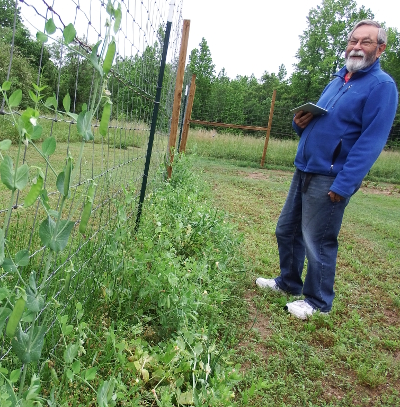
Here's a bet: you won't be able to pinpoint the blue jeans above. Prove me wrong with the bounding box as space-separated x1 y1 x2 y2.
275 169 353 312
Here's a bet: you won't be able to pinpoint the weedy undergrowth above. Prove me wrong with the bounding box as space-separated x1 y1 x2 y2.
70 154 247 406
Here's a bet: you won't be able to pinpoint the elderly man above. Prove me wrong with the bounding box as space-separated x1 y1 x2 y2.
256 20 398 319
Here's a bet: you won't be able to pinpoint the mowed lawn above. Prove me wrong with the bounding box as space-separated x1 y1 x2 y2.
193 156 400 407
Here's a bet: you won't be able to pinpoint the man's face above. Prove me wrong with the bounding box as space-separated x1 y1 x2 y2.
345 25 386 73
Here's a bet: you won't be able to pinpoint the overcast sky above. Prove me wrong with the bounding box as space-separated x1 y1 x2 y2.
182 0 400 80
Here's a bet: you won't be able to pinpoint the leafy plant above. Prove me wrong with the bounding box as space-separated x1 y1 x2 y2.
0 0 121 403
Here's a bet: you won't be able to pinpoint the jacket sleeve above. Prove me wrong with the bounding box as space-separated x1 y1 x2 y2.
329 81 398 197
292 118 304 136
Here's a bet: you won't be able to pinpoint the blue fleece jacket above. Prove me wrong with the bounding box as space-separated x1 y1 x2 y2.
293 59 398 198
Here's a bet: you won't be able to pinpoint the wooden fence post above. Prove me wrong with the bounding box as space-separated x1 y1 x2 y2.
167 19 190 178
179 74 196 153
260 89 277 167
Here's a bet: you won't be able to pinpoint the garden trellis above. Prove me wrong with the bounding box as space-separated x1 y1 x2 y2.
0 0 183 378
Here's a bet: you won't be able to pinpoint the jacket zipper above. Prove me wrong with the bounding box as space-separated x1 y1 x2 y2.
330 85 352 109
330 139 342 173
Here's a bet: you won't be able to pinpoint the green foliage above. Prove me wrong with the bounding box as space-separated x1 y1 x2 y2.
0 42 37 111
290 0 374 103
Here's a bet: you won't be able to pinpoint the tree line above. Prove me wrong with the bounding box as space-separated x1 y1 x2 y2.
1 0 399 145
187 0 400 145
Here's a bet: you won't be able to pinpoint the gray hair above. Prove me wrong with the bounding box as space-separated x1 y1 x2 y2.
348 20 387 45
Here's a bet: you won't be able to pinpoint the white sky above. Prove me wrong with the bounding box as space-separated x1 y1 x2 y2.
182 0 400 80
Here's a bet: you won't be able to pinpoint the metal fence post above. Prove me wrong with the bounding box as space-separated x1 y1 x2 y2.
135 1 176 232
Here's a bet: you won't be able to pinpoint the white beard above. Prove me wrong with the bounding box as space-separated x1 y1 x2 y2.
345 49 376 73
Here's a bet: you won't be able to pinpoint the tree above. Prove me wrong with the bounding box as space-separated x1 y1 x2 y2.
380 27 400 140
290 0 374 103
0 0 21 28
188 38 215 120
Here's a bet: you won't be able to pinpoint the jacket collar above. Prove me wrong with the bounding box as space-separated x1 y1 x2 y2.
334 58 381 79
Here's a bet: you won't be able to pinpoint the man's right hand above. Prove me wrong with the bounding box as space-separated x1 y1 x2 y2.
294 110 314 129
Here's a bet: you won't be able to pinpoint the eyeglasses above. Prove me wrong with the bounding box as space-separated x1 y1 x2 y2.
348 38 379 48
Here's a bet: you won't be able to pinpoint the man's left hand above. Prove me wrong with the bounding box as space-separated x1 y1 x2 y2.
328 191 344 202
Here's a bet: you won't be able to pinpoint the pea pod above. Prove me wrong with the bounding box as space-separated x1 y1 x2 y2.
50 368 59 384
99 101 112 137
79 181 96 234
6 296 26 338
63 156 73 197
24 174 44 207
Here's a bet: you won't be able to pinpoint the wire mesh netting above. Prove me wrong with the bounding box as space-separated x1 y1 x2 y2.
0 0 183 361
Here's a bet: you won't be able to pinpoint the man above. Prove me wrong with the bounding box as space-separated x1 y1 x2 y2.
256 20 398 319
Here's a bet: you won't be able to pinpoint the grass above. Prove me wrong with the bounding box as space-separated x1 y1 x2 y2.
1 125 400 405
0 114 151 149
191 154 400 406
185 128 400 183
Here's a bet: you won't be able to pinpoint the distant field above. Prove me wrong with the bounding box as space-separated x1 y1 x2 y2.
185 128 400 184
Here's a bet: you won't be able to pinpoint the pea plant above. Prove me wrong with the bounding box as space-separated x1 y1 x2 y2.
0 1 121 404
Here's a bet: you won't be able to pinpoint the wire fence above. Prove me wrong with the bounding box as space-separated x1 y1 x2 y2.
0 0 183 362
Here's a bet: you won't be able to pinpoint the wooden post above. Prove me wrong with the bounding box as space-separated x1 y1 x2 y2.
167 19 190 178
179 74 196 153
260 89 277 167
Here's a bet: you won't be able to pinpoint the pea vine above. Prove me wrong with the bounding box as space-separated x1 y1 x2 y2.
0 1 121 404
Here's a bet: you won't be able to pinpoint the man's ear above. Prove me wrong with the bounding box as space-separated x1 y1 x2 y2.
376 43 386 58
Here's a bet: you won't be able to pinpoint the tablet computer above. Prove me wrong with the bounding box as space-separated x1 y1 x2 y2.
290 102 328 116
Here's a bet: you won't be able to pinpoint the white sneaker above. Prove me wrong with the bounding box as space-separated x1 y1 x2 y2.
285 300 327 320
255 278 284 293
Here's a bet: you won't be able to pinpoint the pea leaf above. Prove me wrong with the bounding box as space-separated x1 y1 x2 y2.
36 31 48 43
26 287 45 313
31 125 43 140
2 258 17 273
103 41 116 75
84 367 97 381
42 136 56 156
24 174 44 207
15 164 29 191
72 360 80 374
63 93 71 113
29 90 39 103
45 18 56 34
2 81 11 91
63 23 76 45
0 140 12 151
193 342 203 356
9 369 20 383
0 156 15 191
39 217 75 252
66 112 78 121
90 41 103 76
77 111 94 141
97 379 117 407
8 89 22 108
32 83 47 92
106 0 114 16
15 249 30 266
64 343 79 364
45 95 58 109
56 171 65 195
11 325 46 364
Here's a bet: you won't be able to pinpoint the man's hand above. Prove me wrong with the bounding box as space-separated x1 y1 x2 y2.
328 191 344 202
294 110 314 129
